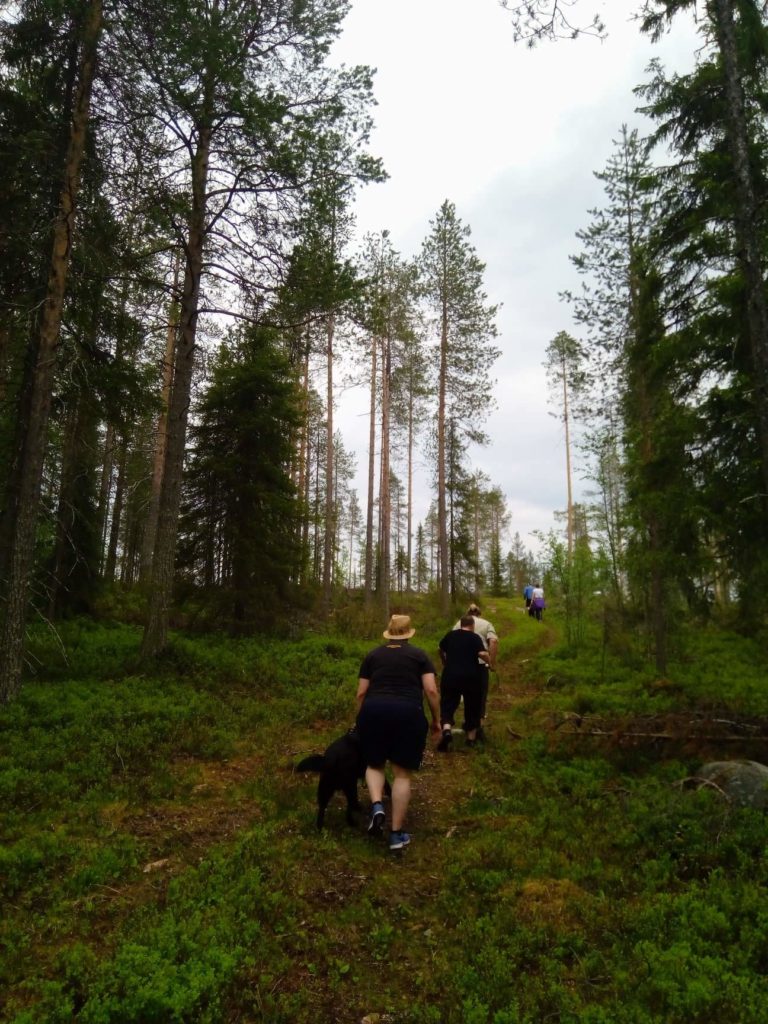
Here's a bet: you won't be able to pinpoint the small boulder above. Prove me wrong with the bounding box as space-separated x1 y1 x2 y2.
695 760 768 809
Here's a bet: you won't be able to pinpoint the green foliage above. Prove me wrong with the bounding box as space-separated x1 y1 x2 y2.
4 603 768 1023
178 325 303 628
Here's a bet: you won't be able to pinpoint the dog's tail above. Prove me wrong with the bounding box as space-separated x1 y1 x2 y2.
296 754 325 773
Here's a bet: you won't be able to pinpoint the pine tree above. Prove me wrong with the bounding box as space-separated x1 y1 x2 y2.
418 200 500 613
544 331 588 559
0 0 103 701
117 0 380 655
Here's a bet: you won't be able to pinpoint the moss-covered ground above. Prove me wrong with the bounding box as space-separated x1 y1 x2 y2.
2 600 768 1022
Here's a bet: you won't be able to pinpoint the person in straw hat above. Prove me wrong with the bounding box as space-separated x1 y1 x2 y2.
355 614 441 852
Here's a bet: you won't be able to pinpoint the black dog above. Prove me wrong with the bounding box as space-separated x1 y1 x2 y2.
296 729 389 829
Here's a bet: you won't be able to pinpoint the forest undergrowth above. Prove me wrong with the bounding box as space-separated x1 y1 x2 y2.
2 599 768 1023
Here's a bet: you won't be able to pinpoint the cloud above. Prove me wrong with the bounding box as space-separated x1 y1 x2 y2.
332 0 701 554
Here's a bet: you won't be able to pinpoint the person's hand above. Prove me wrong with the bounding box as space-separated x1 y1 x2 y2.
431 721 441 738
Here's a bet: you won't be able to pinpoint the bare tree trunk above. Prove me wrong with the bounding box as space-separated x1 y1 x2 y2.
302 388 313 581
406 386 414 592
364 334 377 605
141 115 212 658
322 312 336 610
296 344 310 583
97 421 115 568
562 349 574 559
104 437 127 583
140 252 180 581
0 0 102 702
437 294 450 614
313 430 322 580
378 335 391 616
711 0 768 499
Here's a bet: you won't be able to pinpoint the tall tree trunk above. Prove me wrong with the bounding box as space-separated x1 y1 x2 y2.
141 114 212 658
630 258 668 676
710 0 768 498
322 312 336 610
406 386 414 593
562 349 574 559
296 344 310 583
140 252 180 581
437 290 450 614
313 430 322 580
0 0 103 702
448 420 456 597
378 334 391 616
364 333 377 605
301 382 313 582
97 422 115 568
104 437 127 583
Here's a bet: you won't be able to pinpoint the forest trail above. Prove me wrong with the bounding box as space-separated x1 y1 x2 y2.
241 597 556 1023
18 602 553 1024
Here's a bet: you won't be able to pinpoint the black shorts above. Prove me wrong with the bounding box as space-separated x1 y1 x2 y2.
356 699 428 770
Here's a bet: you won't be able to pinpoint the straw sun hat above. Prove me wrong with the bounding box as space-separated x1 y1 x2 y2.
382 614 416 640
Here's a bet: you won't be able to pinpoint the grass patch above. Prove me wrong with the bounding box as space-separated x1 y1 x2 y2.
2 601 768 1022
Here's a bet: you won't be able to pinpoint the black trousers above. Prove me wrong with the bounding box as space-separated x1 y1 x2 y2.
440 674 482 733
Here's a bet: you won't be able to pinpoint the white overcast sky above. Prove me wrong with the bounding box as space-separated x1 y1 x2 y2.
330 0 700 557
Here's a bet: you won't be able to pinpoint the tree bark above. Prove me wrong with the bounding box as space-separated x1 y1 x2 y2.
104 437 127 583
562 349 574 559
378 334 391 616
296 343 310 583
364 333 377 605
141 113 212 658
406 384 414 592
710 0 768 498
140 252 180 581
322 312 336 610
0 0 103 702
437 275 450 614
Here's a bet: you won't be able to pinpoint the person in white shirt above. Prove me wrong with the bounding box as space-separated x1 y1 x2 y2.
452 603 498 737
531 584 545 621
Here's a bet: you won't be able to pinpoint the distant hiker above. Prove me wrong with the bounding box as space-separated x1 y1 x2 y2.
355 614 441 852
531 584 545 621
438 616 490 751
452 602 499 735
523 583 534 613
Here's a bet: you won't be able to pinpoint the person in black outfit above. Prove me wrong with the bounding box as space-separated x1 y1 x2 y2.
356 614 441 851
437 616 490 751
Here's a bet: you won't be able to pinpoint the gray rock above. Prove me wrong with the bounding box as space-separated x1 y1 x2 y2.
696 760 768 808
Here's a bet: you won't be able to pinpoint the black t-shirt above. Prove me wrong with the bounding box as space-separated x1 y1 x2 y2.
439 629 485 684
359 642 436 707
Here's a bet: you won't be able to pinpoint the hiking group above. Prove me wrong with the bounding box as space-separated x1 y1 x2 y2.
355 605 498 852
523 582 546 621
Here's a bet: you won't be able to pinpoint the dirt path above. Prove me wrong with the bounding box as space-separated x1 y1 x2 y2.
48 600 554 1024
235 599 555 1024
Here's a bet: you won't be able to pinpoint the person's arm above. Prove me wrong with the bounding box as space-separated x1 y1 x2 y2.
356 677 370 711
421 672 441 735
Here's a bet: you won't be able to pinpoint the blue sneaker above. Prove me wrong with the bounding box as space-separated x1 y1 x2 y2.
368 802 385 836
389 830 411 851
